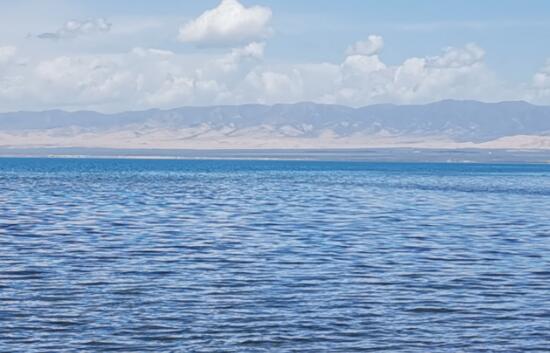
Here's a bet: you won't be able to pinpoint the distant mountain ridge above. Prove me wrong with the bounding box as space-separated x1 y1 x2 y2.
1 100 550 149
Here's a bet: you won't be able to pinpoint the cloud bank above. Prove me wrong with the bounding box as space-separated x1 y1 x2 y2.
0 38 517 112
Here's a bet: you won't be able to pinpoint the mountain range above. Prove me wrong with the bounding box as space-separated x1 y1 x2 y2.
1 100 550 149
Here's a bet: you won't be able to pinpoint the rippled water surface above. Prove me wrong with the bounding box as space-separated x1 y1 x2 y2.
1 158 550 352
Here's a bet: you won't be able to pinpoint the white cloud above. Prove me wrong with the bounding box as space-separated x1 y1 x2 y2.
131 47 175 58
215 41 265 73
533 60 550 89
346 35 384 56
387 43 492 103
178 0 272 46
232 41 265 59
37 18 112 40
429 43 485 68
342 54 387 75
248 41 496 106
0 46 23 105
244 69 303 103
34 56 135 106
527 59 550 103
0 36 542 112
149 42 267 107
144 75 195 106
0 46 17 65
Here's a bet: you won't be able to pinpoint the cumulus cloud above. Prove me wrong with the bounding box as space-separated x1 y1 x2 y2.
429 43 484 68
34 56 135 106
215 41 265 72
0 36 542 112
244 69 303 103
346 35 384 56
240 41 495 106
178 0 272 46
386 43 490 103
1 45 245 110
149 42 267 106
36 18 112 40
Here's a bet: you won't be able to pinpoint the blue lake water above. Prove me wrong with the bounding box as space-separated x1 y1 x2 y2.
0 158 549 352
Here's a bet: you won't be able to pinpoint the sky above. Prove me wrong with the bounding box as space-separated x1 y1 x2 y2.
1 0 550 112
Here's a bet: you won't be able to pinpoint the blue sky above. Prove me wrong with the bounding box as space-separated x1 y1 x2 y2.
1 0 550 111
11 0 548 74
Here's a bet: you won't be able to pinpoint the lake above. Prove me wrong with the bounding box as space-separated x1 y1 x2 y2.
1 158 549 352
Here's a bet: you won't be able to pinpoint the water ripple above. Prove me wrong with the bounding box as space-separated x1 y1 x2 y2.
0 158 549 352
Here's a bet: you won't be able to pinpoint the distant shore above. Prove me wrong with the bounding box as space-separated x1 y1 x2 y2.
1 147 550 164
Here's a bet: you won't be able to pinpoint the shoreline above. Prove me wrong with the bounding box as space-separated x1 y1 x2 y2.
1 147 550 164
